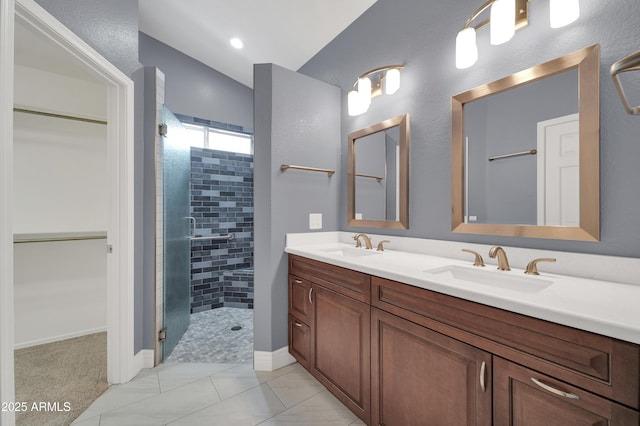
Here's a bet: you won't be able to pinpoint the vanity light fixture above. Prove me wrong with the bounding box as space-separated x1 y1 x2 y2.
456 0 580 69
611 50 640 115
347 64 405 116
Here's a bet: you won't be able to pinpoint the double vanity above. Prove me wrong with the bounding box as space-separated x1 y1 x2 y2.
285 232 640 425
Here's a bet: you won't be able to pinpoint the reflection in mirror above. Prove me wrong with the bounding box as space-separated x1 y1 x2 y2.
349 114 409 229
354 126 399 221
452 45 600 241
465 69 578 225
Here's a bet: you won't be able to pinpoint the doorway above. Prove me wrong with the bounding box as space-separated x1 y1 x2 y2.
1 2 136 423
154 107 254 365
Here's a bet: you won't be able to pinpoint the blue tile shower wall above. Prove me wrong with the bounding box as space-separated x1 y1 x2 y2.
190 147 254 313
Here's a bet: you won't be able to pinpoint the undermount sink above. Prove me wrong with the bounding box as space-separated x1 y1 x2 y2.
321 247 381 258
424 265 553 293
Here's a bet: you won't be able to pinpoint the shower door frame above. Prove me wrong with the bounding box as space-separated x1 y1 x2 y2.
0 1 137 421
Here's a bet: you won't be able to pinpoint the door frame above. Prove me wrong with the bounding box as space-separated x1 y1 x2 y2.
1 1 136 421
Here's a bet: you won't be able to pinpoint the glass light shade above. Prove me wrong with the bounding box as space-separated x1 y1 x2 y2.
550 0 580 28
348 90 368 116
490 0 515 45
456 28 478 69
384 68 401 95
358 77 372 106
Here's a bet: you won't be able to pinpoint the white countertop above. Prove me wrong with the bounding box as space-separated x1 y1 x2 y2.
285 232 640 345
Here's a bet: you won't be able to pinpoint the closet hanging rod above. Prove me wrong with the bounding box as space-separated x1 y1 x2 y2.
14 235 107 244
13 107 107 125
356 173 383 182
488 149 537 162
280 164 335 176
189 233 235 242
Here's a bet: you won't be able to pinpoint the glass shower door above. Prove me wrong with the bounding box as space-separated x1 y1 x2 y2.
161 105 191 360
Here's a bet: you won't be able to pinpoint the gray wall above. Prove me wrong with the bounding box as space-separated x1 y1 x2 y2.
33 0 148 353
254 64 341 352
300 0 640 257
139 33 253 131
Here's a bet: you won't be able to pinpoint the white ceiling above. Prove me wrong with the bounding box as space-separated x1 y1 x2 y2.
138 0 377 88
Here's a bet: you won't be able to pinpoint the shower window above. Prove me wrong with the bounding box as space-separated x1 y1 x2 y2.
182 122 252 155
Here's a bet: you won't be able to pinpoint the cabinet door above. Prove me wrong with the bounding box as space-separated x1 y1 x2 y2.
312 284 370 423
371 308 492 426
494 357 639 426
288 314 311 369
288 275 311 324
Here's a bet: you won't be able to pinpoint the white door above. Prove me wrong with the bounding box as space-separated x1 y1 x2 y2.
537 114 580 226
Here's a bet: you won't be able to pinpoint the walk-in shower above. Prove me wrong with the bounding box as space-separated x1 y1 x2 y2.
164 114 254 364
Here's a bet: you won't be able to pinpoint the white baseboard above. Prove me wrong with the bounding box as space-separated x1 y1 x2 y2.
254 346 297 371
133 349 155 372
14 326 107 350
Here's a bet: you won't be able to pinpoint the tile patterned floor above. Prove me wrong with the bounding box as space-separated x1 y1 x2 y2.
166 307 254 364
72 363 366 425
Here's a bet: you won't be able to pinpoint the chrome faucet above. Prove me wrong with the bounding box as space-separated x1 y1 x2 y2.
353 233 373 249
488 246 510 271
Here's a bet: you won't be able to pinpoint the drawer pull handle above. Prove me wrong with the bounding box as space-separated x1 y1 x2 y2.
480 361 486 392
531 377 580 400
309 287 314 304
294 279 302 284
293 321 303 327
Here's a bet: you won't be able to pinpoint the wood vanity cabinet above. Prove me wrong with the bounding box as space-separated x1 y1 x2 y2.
288 255 371 423
288 255 640 425
371 307 492 425
372 276 640 425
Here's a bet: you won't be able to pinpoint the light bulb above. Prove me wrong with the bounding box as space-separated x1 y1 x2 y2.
550 0 580 28
348 90 368 116
490 0 515 45
358 77 372 106
456 28 478 69
384 68 401 95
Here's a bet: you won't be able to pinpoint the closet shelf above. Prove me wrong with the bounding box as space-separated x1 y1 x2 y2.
281 164 335 177
14 231 107 244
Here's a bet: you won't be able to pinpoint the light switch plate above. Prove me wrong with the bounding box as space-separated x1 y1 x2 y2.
309 213 322 230
355 213 363 220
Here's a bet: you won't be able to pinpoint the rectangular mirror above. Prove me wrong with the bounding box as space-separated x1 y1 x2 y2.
452 45 600 241
348 114 410 229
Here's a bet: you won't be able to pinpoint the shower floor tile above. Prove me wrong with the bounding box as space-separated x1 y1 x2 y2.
165 307 253 364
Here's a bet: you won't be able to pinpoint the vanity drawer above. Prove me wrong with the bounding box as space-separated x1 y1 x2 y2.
372 276 640 409
289 274 312 325
289 255 370 303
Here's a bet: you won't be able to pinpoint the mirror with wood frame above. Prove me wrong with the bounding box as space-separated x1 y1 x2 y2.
451 45 600 241
348 113 410 229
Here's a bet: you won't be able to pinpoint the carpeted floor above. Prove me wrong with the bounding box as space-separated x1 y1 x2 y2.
14 332 108 426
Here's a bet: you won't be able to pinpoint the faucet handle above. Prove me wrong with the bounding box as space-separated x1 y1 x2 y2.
353 233 361 247
525 258 556 275
376 240 391 252
462 249 485 267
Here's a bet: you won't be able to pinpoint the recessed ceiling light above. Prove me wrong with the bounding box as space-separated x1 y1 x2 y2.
230 38 243 49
